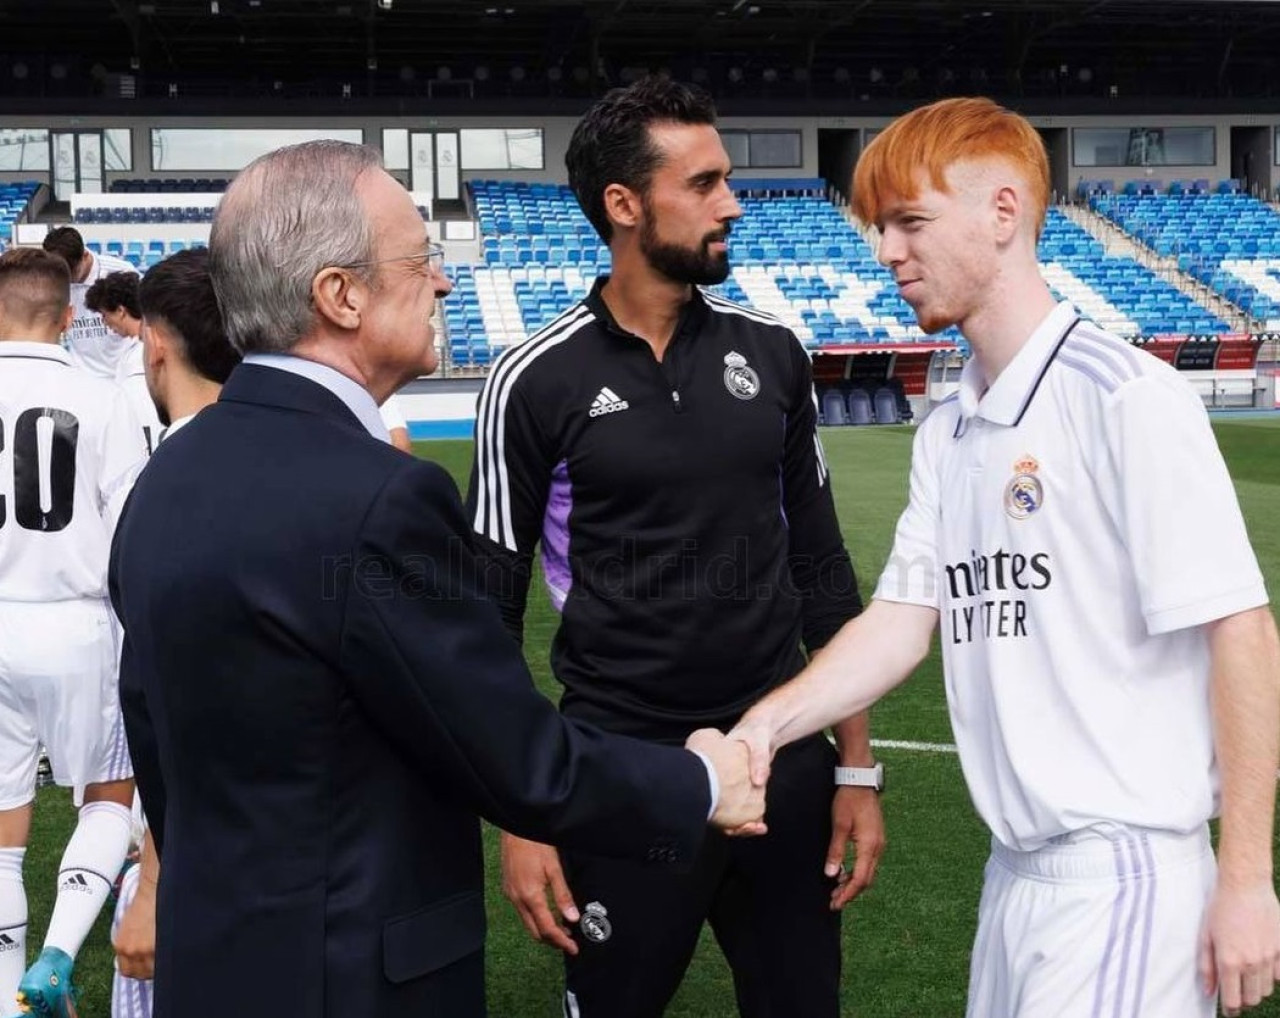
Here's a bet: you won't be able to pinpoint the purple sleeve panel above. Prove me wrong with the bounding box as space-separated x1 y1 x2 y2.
540 458 573 613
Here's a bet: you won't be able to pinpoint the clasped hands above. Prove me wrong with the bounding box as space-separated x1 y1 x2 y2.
686 714 777 836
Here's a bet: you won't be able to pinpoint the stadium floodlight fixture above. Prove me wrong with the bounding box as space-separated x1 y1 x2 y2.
378 0 393 9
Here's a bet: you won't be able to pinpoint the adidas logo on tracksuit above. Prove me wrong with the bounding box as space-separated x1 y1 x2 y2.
589 387 629 417
0 933 18 952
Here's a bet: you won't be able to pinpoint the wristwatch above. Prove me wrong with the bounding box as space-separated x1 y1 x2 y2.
834 762 884 791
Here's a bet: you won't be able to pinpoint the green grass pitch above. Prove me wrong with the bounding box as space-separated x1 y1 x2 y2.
26 417 1280 1016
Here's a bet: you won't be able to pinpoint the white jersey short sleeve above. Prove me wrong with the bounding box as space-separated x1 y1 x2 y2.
65 252 141 379
379 393 407 433
1105 369 1265 633
115 341 163 456
873 302 1267 852
0 343 147 601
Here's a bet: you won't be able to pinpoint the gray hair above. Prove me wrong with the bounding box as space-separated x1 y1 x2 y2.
209 140 382 354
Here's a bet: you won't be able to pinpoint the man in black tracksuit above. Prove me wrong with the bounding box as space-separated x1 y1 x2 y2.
466 77 885 1018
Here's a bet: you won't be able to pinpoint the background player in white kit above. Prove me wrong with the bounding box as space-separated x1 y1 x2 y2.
41 227 139 380
84 271 163 457
108 246 241 1018
730 97 1280 1018
0 249 145 1018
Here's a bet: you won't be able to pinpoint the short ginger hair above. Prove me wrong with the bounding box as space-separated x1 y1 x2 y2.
853 97 1051 239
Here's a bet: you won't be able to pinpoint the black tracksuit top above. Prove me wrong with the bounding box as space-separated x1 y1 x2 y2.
466 277 862 742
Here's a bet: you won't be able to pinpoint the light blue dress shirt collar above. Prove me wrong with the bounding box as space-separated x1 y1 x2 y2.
243 353 390 443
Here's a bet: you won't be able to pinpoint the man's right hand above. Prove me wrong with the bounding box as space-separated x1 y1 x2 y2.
500 832 581 955
686 728 767 835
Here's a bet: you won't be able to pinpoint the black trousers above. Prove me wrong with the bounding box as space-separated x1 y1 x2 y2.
560 733 842 1018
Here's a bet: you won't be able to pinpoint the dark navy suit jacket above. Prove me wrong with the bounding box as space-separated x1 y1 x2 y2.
110 364 708 1018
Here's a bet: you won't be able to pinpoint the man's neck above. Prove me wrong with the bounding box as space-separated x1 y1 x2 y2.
599 254 692 361
964 275 1058 384
164 374 223 423
0 324 63 345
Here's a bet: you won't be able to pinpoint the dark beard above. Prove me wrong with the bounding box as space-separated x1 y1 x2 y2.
639 213 731 286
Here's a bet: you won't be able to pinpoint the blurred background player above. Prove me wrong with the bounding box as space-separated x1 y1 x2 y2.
0 248 145 1018
85 271 162 456
41 227 139 380
109 247 242 1018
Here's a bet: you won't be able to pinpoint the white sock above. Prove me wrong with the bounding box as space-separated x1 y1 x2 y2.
44 800 132 960
0 847 27 1018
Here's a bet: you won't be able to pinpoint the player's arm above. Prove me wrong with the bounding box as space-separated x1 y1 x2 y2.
1200 605 1280 1014
465 377 554 645
463 371 581 950
1104 374 1280 1013
98 386 148 530
733 415 943 784
113 828 159 979
732 600 936 783
778 335 885 906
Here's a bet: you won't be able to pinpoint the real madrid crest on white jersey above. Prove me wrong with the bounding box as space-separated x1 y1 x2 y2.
1004 454 1043 519
723 351 760 401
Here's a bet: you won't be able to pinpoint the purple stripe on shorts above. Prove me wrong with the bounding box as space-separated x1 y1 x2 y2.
1129 834 1158 1018
1092 837 1132 1018
540 459 573 611
1111 835 1146 1018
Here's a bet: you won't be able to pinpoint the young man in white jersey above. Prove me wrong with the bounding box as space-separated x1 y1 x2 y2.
42 227 139 380
0 248 146 1018
729 97 1280 1018
108 246 241 1018
85 271 163 456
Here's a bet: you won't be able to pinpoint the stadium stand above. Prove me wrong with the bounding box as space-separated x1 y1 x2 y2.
1089 190 1280 329
0 182 42 245
109 177 230 192
459 180 1231 374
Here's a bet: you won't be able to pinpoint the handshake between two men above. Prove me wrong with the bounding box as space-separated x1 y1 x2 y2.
685 728 770 836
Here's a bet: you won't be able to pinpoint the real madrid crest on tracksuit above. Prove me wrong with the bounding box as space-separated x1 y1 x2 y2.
722 350 760 401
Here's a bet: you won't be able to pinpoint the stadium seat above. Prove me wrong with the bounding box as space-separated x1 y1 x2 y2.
821 389 849 426
847 388 874 426
873 387 900 424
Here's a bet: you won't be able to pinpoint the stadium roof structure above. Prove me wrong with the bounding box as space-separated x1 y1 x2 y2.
4 0 1280 110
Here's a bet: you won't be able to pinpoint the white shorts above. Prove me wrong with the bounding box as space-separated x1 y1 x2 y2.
111 863 154 1018
968 825 1216 1018
0 598 133 809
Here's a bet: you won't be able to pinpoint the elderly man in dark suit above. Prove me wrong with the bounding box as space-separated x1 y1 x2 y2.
109 140 763 1018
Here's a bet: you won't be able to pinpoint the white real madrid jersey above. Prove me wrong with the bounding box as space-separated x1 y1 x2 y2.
0 342 147 602
65 251 140 379
875 301 1267 852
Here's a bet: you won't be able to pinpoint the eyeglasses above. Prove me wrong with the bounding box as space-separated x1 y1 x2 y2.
343 241 446 274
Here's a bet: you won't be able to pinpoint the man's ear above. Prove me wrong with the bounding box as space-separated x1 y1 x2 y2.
603 183 642 233
311 266 365 331
142 318 166 369
60 303 73 333
992 183 1022 245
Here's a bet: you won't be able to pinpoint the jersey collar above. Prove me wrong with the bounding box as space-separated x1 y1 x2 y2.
585 275 709 341
954 301 1080 437
0 341 72 364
